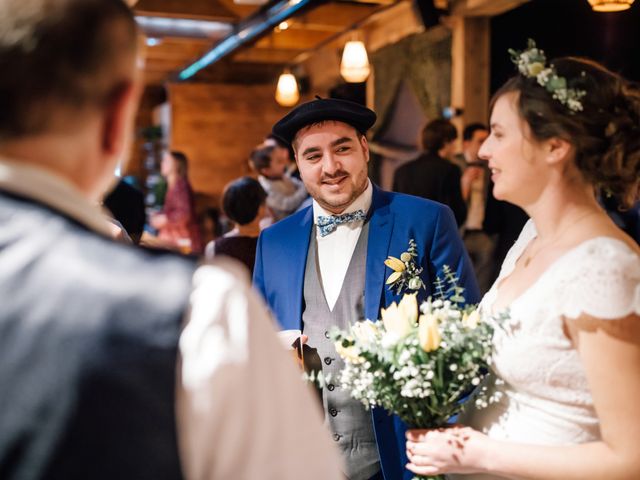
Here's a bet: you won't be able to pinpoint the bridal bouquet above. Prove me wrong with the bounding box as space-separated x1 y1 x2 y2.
332 261 497 480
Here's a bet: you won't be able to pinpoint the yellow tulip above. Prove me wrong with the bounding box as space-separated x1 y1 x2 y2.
384 256 405 272
352 320 379 344
334 341 363 364
398 293 418 325
462 310 480 330
418 314 441 352
381 302 412 340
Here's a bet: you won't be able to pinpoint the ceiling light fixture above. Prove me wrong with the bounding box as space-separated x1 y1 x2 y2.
275 70 300 107
340 40 371 83
587 0 635 11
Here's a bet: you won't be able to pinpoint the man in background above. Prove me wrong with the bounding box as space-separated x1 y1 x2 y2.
0 1 340 479
393 119 467 226
453 123 495 293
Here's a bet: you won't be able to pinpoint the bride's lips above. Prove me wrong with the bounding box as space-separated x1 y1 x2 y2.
489 166 501 182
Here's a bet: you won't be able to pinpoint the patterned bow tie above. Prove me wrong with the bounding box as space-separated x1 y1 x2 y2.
316 209 366 237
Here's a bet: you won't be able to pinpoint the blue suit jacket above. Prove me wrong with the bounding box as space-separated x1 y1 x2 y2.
253 185 479 480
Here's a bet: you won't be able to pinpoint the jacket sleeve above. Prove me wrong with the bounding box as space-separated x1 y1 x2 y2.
428 204 480 304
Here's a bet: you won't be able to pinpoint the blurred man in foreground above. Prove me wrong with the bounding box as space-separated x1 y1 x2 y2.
0 1 340 479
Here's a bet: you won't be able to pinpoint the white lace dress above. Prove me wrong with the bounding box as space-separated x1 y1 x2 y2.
454 220 640 480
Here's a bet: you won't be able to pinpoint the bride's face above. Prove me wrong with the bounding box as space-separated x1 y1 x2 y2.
479 91 550 207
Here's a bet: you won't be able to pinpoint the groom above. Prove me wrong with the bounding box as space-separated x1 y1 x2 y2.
254 98 479 480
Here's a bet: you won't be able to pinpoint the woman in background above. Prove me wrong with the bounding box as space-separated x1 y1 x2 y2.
205 177 267 275
151 151 202 254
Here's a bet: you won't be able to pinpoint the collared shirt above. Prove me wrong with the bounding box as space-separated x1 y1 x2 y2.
312 180 372 311
0 158 342 480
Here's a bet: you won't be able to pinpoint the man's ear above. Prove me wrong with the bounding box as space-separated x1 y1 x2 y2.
101 80 139 156
545 136 573 166
360 135 370 163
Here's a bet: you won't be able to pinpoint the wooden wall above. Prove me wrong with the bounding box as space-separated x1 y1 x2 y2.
166 82 295 207
125 86 166 180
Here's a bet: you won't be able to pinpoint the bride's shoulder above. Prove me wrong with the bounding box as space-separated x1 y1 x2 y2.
554 231 640 321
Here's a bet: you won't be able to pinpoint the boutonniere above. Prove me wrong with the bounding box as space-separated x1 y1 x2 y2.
384 239 425 295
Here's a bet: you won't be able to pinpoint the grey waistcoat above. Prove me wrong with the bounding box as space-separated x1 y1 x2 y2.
0 191 194 480
303 224 380 480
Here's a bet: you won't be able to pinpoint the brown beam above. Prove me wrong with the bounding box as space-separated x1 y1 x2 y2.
134 0 238 20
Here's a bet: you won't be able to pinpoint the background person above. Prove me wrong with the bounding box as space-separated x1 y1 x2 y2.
150 151 202 254
249 143 308 222
393 118 467 226
205 176 267 275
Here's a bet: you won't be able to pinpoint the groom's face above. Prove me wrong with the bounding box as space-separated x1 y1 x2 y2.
294 121 370 214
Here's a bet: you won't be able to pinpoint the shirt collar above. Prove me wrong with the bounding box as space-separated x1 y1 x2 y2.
0 157 114 237
312 179 372 224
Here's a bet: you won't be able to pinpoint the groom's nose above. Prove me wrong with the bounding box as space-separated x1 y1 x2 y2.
321 152 341 175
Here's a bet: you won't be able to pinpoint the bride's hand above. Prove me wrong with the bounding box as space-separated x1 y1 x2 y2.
405 426 488 476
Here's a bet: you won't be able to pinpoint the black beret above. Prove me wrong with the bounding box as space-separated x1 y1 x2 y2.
272 97 377 145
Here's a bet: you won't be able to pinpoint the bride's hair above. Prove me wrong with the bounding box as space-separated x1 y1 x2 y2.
492 57 640 207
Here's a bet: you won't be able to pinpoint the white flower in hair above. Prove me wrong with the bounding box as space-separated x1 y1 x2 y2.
509 39 586 113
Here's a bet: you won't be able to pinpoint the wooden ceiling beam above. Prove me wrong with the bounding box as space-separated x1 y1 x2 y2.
254 28 335 50
134 0 238 20
295 3 380 29
232 48 301 65
143 40 211 61
449 0 530 16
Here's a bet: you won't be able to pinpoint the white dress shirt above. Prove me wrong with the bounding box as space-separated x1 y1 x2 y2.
0 158 342 480
312 180 372 311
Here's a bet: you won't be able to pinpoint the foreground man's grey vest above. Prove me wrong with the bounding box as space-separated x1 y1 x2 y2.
0 192 196 480
303 223 380 480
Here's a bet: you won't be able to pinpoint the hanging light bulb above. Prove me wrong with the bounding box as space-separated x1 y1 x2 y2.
340 40 371 83
587 0 634 11
275 70 299 107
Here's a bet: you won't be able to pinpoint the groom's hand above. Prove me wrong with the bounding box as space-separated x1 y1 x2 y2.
291 335 308 368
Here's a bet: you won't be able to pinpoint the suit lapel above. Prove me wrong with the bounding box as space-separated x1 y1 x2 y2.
290 207 313 330
364 186 394 321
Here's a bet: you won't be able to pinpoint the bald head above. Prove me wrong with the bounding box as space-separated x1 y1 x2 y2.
0 0 138 141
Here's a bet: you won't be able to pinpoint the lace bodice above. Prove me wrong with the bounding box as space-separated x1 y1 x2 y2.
460 220 640 474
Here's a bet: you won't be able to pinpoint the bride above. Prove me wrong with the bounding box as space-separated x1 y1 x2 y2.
405 43 640 479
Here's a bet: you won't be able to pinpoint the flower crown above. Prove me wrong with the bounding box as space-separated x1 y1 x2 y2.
509 39 586 113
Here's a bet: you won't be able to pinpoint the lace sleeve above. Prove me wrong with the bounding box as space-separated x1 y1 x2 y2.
557 238 640 320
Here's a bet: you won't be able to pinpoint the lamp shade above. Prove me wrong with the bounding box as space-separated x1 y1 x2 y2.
275 72 299 107
588 0 634 11
340 40 371 83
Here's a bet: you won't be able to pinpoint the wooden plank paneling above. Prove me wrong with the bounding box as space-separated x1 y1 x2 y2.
297 3 382 29
254 29 335 50
450 0 530 16
232 48 300 65
135 0 238 20
167 83 300 203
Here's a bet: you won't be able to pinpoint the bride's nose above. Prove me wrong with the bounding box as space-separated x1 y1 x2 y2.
478 139 491 161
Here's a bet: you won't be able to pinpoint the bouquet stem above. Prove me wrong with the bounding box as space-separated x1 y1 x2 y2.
412 475 447 480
